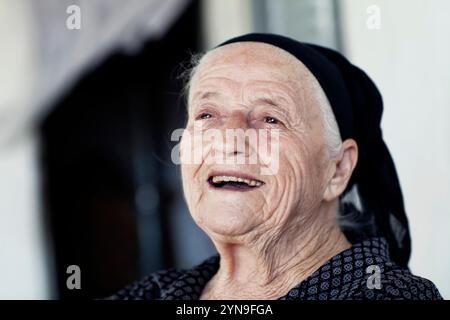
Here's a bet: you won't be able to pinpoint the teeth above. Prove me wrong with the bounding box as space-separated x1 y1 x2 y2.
210 175 262 187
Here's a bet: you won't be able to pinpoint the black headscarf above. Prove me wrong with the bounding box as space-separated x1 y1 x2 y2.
217 33 411 268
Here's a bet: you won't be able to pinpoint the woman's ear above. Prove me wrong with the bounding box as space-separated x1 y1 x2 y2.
323 139 358 201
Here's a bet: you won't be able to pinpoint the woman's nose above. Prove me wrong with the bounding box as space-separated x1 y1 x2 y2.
224 111 249 130
212 111 253 158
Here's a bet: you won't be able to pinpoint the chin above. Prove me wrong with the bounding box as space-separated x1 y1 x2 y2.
198 211 256 238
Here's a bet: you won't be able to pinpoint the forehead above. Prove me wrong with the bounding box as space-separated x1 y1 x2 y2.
191 42 314 94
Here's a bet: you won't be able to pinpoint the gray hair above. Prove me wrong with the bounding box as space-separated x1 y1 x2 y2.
179 52 204 107
312 85 343 160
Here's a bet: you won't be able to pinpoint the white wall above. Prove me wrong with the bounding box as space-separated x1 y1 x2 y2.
201 0 254 49
0 1 53 299
340 0 450 298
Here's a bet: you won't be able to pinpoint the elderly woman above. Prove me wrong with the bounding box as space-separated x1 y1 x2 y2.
110 34 442 300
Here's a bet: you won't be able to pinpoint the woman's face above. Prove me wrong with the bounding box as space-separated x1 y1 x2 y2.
180 42 333 240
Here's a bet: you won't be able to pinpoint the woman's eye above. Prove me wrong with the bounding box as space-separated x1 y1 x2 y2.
264 116 279 124
197 112 212 120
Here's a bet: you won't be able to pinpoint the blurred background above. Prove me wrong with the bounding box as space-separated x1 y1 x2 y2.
0 0 449 299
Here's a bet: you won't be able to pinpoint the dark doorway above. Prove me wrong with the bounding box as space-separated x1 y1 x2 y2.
40 0 200 299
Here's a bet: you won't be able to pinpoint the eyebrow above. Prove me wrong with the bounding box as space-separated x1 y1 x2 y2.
253 97 280 107
249 94 295 120
250 92 293 107
192 91 221 101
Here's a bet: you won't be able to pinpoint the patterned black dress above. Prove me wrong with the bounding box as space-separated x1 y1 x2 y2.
108 237 443 300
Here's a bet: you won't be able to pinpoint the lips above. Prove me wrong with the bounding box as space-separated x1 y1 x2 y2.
207 172 264 191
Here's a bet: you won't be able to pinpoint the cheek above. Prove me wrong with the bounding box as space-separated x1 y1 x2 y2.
180 130 206 211
278 134 308 183
180 163 196 214
276 135 326 206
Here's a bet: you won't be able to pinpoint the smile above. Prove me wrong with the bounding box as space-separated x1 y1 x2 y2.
207 173 264 191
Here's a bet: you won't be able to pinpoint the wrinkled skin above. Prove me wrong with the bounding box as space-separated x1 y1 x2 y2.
180 42 358 300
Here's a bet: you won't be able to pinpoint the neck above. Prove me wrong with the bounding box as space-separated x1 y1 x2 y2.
201 202 351 300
